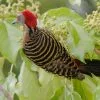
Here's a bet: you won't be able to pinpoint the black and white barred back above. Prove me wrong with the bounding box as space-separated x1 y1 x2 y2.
23 27 85 80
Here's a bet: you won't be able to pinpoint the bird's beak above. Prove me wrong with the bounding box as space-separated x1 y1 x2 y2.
12 19 18 24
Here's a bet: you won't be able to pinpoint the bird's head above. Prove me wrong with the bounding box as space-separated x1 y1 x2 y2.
12 10 37 29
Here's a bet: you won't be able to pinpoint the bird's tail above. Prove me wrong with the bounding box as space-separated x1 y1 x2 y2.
79 59 100 76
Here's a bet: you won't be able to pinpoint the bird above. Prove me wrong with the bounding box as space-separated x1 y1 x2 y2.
12 10 100 80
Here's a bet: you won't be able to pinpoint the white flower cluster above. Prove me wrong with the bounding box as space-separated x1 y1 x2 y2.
84 2 100 36
0 0 40 21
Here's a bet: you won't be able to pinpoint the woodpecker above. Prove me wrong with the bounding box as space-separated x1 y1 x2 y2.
13 10 100 80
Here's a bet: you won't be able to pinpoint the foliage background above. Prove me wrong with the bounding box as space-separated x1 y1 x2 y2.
0 0 100 100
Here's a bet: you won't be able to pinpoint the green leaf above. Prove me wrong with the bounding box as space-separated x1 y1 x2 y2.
38 68 53 86
73 76 100 100
50 86 64 100
0 57 5 82
42 7 83 25
67 22 80 45
17 62 40 100
66 91 82 100
0 21 22 64
95 87 100 100
81 77 96 100
67 21 95 61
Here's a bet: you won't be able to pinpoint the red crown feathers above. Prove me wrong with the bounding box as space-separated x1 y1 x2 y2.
22 10 37 28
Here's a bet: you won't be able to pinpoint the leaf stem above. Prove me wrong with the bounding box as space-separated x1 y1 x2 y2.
10 64 14 73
